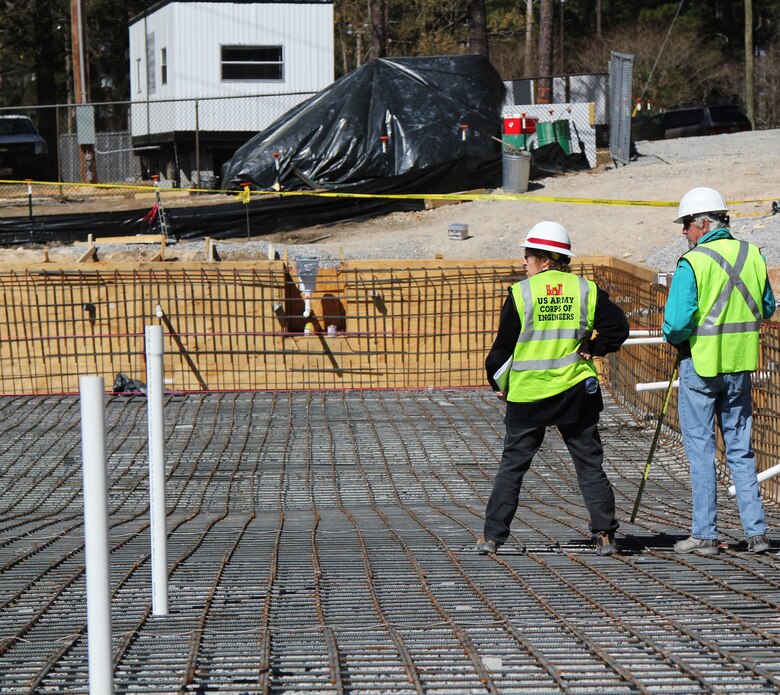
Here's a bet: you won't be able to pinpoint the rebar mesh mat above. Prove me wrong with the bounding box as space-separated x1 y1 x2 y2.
2 390 780 693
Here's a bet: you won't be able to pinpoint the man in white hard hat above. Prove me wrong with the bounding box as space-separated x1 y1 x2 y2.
476 221 629 556
663 187 775 555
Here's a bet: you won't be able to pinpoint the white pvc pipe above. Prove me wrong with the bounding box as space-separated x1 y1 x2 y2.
79 375 114 695
623 337 666 345
635 379 680 392
628 330 662 337
145 325 169 616
728 461 780 497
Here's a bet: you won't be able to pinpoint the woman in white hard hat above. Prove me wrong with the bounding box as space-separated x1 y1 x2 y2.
663 187 775 555
476 221 629 556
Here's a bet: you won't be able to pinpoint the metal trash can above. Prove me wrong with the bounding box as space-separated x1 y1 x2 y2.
502 151 532 193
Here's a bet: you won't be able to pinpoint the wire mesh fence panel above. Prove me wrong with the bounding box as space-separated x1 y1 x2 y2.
595 265 780 501
1 261 779 500
608 51 634 166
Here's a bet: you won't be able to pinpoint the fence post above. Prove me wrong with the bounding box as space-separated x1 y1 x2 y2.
195 98 201 190
26 179 33 218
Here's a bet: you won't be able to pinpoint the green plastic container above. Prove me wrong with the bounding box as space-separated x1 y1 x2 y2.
536 120 571 154
502 134 529 152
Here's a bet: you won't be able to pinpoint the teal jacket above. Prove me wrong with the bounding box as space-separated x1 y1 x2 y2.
663 228 776 346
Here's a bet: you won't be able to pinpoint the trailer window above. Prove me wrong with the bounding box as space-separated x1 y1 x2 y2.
221 46 283 81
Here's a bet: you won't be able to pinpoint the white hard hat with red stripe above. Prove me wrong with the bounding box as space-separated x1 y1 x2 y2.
523 221 576 257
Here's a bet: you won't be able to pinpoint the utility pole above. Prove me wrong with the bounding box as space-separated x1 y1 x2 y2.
524 0 535 76
537 0 554 103
596 0 602 37
467 0 489 58
559 0 565 74
745 0 755 125
70 0 97 183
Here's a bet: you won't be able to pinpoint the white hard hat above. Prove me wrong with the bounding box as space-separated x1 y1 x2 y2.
523 221 576 258
673 187 728 223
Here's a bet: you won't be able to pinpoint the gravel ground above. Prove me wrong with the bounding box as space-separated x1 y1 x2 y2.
637 132 780 271
644 203 780 271
4 129 779 272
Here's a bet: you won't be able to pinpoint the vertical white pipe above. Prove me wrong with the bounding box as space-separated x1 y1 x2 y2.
79 375 113 695
145 325 169 616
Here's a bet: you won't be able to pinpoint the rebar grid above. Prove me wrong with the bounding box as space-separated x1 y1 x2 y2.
1 390 780 693
3 262 779 501
0 263 526 394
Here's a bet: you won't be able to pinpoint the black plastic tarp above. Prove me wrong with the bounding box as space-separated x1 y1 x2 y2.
0 55 509 246
0 56 588 246
222 54 506 191
0 154 501 245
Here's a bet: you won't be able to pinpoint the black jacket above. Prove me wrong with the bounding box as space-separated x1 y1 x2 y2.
485 274 629 426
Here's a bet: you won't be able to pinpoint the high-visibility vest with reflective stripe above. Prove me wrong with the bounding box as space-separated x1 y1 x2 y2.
493 270 598 402
683 236 766 376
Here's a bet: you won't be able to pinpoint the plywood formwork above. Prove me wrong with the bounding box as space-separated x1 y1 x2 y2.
0 259 535 394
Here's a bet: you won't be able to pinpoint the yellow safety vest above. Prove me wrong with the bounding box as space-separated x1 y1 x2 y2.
683 237 766 376
493 270 598 402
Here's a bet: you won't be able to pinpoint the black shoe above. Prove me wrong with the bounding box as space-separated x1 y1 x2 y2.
747 534 770 553
475 536 501 554
594 531 618 556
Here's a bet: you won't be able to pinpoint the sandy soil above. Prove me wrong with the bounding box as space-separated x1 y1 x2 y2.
4 129 779 271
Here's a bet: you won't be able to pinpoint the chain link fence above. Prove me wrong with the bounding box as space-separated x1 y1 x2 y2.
0 91 316 199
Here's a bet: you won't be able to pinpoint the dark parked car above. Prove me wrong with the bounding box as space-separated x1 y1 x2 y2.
631 105 752 141
0 115 49 179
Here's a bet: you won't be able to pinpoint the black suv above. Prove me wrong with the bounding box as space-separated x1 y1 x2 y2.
632 104 752 141
0 115 49 179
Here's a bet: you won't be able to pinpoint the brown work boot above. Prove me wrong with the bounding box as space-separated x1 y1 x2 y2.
594 531 618 556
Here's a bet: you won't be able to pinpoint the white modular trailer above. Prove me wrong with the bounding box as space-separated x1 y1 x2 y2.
128 0 334 184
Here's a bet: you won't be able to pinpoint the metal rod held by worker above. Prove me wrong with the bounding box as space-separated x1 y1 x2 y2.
630 356 681 523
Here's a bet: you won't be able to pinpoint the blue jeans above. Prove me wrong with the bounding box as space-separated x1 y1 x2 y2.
677 357 766 539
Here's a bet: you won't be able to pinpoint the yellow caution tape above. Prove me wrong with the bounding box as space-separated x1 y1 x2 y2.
1 178 776 210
